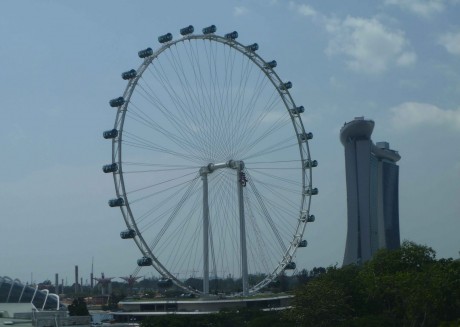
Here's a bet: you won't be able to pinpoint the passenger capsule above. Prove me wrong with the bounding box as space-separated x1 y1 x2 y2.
138 47 153 59
265 60 277 69
202 25 217 34
121 69 137 80
102 163 118 173
225 31 238 39
285 262 296 270
158 33 173 44
157 278 173 288
246 43 258 52
290 106 304 115
306 188 318 196
120 229 136 239
298 132 313 142
307 215 315 222
103 129 118 139
304 160 318 168
299 240 308 248
180 25 194 35
280 81 292 90
137 256 152 266
109 97 125 108
108 198 124 207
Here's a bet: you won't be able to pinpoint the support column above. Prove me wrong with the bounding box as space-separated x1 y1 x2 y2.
200 160 248 296
237 162 249 296
201 170 210 295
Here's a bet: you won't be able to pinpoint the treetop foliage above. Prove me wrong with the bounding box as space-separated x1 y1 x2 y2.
67 297 89 316
288 241 460 327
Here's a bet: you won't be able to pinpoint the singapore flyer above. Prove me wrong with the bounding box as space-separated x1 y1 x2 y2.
103 24 317 296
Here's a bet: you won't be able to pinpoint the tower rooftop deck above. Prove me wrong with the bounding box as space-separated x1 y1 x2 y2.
340 117 375 146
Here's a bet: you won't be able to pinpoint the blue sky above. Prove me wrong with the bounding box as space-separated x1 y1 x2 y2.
1 0 459 285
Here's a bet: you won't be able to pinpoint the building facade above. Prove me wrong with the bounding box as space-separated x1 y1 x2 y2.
0 276 61 310
0 276 92 327
340 117 401 266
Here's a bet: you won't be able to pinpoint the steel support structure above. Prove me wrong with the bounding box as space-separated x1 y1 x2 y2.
199 160 248 296
201 171 210 295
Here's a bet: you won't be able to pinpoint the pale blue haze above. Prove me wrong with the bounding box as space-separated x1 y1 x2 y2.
1 0 459 284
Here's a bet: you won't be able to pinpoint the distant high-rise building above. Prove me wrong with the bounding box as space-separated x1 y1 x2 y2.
340 117 401 266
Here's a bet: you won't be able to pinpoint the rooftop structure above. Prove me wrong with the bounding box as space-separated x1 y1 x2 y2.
0 276 91 326
108 295 292 324
0 276 61 311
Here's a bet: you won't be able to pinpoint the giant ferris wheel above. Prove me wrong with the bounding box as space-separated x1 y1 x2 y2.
103 25 318 296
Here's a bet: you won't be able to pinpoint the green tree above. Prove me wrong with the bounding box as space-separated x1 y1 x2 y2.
67 297 89 316
288 275 353 326
359 241 447 325
288 241 460 327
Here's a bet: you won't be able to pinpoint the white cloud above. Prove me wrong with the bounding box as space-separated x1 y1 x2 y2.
384 0 445 17
390 102 460 130
325 17 415 74
234 6 249 16
288 2 417 74
289 2 317 17
397 51 417 66
439 31 460 55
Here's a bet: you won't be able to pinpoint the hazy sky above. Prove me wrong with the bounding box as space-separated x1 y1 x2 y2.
1 0 459 285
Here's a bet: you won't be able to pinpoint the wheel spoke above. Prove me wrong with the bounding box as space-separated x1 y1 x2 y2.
108 29 313 295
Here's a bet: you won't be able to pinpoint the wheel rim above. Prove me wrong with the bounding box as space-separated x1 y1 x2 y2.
107 29 314 295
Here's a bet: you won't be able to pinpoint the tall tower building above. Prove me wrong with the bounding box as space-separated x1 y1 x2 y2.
340 117 401 266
